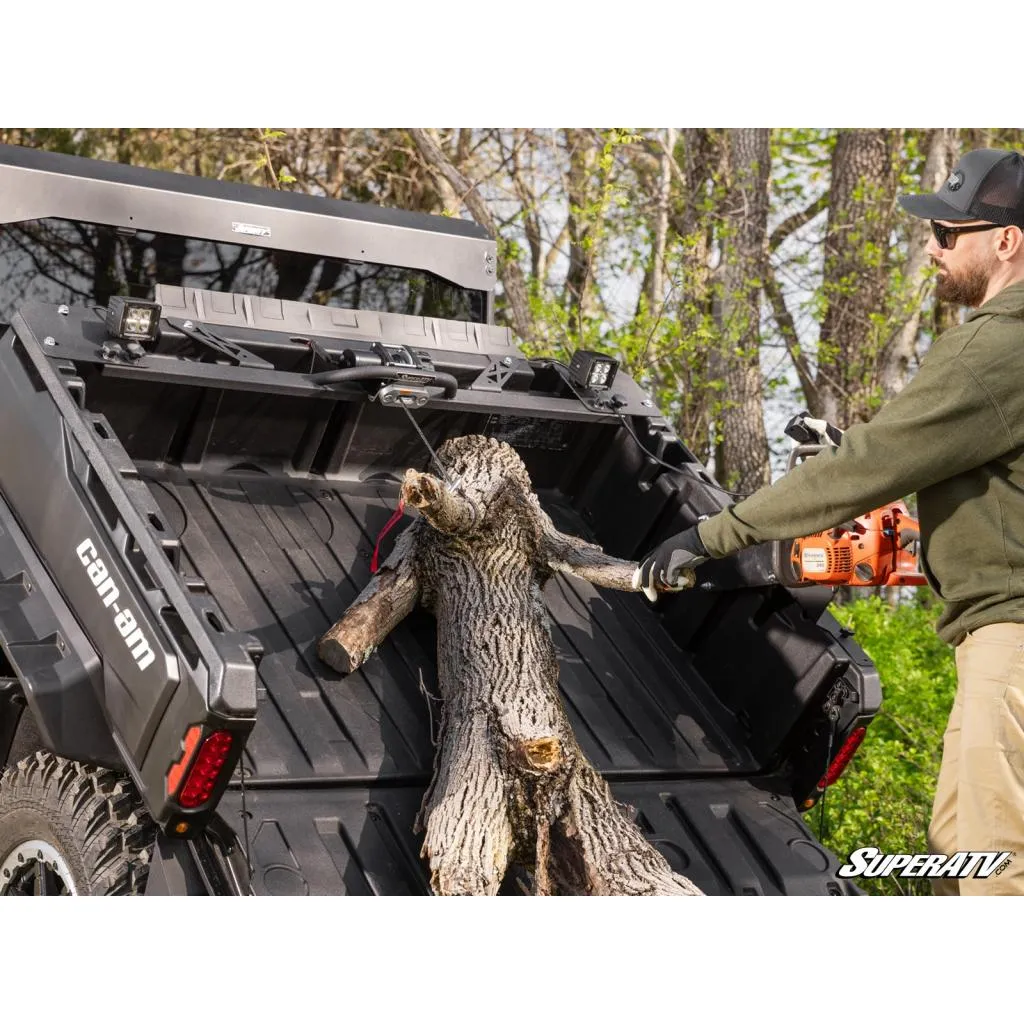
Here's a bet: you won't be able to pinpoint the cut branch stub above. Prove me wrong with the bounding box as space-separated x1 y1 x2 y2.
320 434 702 896
519 737 562 773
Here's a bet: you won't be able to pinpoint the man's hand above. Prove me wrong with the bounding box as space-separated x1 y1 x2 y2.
634 524 711 602
784 411 844 448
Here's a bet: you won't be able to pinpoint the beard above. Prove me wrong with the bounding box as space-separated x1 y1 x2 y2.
934 257 991 307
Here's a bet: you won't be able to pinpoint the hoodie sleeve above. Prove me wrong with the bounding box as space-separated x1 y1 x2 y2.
697 320 1014 558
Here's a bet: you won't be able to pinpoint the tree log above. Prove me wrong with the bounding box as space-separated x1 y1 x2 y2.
318 435 701 896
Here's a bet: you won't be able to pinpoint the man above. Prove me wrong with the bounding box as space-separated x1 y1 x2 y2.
638 148 1024 896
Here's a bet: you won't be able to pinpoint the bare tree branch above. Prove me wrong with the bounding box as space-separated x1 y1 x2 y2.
768 193 828 251
407 127 533 343
764 259 820 413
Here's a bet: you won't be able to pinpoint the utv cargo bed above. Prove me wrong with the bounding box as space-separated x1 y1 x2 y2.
141 469 857 894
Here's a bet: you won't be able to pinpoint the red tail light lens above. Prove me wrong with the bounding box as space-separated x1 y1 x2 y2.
817 725 867 790
177 730 235 808
166 725 202 799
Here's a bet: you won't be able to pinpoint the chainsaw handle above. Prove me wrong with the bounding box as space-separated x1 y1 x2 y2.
786 443 830 473
772 445 832 583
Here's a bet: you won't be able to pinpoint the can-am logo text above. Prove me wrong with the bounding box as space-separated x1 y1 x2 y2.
838 846 1012 880
76 538 155 672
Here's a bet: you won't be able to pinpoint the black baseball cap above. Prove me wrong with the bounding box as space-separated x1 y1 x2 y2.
898 149 1024 227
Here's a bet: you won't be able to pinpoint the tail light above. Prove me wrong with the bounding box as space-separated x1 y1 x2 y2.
173 730 235 809
817 725 867 791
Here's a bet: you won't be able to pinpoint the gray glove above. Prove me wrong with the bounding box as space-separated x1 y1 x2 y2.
634 525 710 602
784 411 844 448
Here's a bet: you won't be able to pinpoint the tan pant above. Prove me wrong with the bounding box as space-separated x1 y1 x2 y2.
928 622 1024 895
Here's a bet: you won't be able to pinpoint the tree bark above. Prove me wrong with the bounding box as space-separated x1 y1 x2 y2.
562 129 599 336
655 128 719 460
718 128 772 492
319 435 701 896
506 129 544 282
649 127 676 320
817 129 901 425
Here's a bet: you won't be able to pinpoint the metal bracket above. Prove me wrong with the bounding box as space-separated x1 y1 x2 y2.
164 317 273 370
470 356 518 392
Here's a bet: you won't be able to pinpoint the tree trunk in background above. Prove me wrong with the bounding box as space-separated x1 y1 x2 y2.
649 127 675 321
817 129 901 426
324 127 348 199
718 128 772 492
563 129 599 338
668 128 719 461
933 300 963 336
882 129 959 396
962 128 994 151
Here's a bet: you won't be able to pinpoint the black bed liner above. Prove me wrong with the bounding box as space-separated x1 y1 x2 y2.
143 468 757 783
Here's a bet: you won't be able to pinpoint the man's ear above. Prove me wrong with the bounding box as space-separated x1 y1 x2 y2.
997 224 1024 261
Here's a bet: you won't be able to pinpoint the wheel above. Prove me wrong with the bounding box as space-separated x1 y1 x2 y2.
0 752 156 895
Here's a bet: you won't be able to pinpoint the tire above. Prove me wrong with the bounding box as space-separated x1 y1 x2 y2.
0 752 156 895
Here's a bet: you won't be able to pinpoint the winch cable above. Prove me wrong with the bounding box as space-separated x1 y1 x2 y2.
615 413 755 499
399 402 455 488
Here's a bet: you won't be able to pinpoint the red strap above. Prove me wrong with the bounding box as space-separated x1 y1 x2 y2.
370 498 406 574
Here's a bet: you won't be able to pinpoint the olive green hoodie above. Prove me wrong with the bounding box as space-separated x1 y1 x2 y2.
698 279 1024 646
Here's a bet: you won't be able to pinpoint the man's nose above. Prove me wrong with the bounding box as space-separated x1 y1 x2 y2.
925 233 942 260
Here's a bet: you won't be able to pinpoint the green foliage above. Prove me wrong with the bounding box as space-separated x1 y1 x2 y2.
807 597 957 895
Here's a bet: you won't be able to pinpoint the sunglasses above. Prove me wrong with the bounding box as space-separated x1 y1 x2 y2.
930 220 1003 250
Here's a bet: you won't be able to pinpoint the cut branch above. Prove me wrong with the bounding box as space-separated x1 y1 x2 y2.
318 529 420 674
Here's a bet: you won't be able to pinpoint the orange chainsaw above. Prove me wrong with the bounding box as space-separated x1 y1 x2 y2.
771 414 928 589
